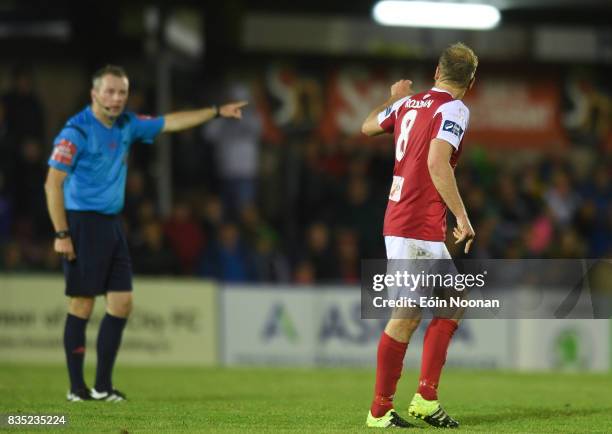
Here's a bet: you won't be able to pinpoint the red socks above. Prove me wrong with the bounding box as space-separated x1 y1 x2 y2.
417 318 458 401
370 332 408 417
370 319 458 416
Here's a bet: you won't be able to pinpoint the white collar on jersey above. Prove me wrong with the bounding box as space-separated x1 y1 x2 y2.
430 87 453 96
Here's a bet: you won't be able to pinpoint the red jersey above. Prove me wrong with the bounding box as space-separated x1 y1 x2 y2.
378 88 470 241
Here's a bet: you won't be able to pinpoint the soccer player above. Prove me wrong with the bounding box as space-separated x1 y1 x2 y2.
45 65 247 402
361 43 478 428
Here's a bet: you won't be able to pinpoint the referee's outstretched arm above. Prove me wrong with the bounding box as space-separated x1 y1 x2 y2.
162 101 248 133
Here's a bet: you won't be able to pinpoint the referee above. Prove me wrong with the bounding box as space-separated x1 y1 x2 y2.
44 65 246 402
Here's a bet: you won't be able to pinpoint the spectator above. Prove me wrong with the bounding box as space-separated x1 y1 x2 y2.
340 176 382 258
525 210 554 256
13 137 49 239
335 228 360 284
239 204 278 246
1 242 26 271
294 260 316 284
545 169 580 227
253 234 291 282
203 82 262 216
164 201 205 274
199 194 224 235
198 222 255 282
132 221 180 275
302 222 337 281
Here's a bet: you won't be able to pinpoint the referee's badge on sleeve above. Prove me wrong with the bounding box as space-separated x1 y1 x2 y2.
51 139 77 166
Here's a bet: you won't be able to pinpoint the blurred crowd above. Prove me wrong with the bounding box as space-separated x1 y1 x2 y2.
0 66 611 283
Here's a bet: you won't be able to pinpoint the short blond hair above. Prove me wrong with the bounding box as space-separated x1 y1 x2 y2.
92 65 127 89
438 42 478 88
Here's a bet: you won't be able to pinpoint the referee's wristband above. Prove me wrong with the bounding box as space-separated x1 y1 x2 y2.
212 105 221 118
55 230 70 239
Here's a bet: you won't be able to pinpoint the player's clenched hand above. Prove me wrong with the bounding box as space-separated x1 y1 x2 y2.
55 237 76 261
453 214 475 254
220 101 248 119
390 80 413 98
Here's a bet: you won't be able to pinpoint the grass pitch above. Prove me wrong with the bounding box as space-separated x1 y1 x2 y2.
0 364 611 433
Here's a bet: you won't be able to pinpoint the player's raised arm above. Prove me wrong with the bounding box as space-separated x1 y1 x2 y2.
162 101 248 133
361 80 414 136
427 138 475 253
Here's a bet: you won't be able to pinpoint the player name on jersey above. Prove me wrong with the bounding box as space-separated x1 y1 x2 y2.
404 99 434 109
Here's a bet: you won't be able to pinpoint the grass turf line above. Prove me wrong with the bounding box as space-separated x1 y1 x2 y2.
0 364 611 433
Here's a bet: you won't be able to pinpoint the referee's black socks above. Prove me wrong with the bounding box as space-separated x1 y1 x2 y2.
95 313 127 392
64 314 89 392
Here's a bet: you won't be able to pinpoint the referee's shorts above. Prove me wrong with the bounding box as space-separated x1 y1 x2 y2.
63 211 133 297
